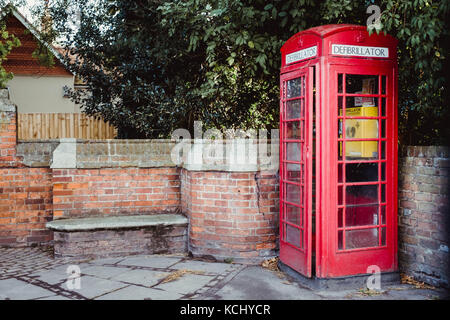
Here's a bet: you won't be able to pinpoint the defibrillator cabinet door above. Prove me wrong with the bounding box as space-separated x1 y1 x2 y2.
279 67 313 277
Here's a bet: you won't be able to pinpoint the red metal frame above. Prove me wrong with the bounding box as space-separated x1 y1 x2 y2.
280 25 398 278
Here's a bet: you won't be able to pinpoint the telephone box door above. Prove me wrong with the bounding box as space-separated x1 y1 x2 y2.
320 63 397 277
279 67 313 277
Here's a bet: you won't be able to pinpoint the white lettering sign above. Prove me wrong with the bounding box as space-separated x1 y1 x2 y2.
286 46 318 64
332 44 389 58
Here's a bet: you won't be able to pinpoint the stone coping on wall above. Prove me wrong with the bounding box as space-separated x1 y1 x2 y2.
17 138 279 172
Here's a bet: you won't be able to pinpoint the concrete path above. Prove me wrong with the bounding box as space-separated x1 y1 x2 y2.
0 247 448 300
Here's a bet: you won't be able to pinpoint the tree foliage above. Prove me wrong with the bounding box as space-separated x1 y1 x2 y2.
42 0 449 144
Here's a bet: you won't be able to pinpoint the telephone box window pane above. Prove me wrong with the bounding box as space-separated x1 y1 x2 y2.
286 183 301 205
286 143 301 161
287 78 302 98
286 204 301 226
286 224 301 247
381 205 386 224
381 141 386 159
338 96 344 117
338 230 344 250
346 185 378 206
286 163 301 183
381 227 386 246
345 75 379 94
338 208 343 228
381 162 386 181
286 100 302 119
338 163 343 183
381 97 386 116
381 75 386 95
345 163 378 182
346 97 378 109
338 185 343 205
345 119 378 139
381 119 386 138
286 121 301 139
346 228 379 249
338 74 343 93
345 205 378 227
381 184 386 202
345 141 378 159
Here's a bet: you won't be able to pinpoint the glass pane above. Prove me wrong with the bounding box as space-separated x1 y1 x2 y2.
345 141 378 159
286 142 301 161
346 97 378 109
346 75 378 94
338 163 343 183
338 185 343 205
285 183 300 205
346 185 378 206
381 227 386 246
345 119 378 139
381 205 386 224
381 141 386 159
338 74 343 93
287 78 302 98
381 119 386 138
286 204 301 226
286 121 301 139
381 162 386 181
346 205 378 227
286 224 301 247
346 163 378 182
381 97 386 116
381 184 386 202
286 100 302 119
346 228 379 249
286 163 301 183
338 208 343 228
381 76 386 95
338 230 344 250
338 96 343 116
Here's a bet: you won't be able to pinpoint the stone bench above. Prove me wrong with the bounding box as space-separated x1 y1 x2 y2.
46 214 188 259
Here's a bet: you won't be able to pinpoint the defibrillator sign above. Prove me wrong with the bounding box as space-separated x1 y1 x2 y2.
332 44 389 58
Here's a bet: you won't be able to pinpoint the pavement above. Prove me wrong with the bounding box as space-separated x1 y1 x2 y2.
0 246 448 300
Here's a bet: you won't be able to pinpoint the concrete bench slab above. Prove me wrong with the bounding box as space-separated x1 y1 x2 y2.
46 214 188 232
46 214 189 259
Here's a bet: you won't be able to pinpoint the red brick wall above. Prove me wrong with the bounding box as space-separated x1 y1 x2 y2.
52 168 181 219
182 169 279 262
399 146 449 287
0 111 21 167
0 168 53 246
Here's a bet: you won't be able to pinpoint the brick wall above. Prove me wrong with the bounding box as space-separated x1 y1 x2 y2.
182 169 279 263
52 168 180 219
398 146 449 287
0 168 53 246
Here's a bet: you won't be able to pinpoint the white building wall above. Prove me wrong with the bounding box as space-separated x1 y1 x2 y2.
6 75 81 113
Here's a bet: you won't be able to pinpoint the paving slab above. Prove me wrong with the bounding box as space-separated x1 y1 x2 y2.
81 265 134 279
211 266 320 300
154 273 216 295
171 260 237 274
111 269 171 287
118 255 183 269
0 278 56 300
95 285 182 300
88 257 127 266
29 263 90 285
65 275 127 299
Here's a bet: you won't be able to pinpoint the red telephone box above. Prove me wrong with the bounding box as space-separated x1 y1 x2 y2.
279 25 398 278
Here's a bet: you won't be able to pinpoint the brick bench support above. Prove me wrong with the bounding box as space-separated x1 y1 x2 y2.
46 214 188 259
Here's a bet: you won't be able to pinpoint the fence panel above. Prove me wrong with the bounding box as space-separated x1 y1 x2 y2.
18 113 117 139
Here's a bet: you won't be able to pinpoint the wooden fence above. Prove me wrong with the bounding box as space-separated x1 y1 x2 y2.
17 113 117 140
